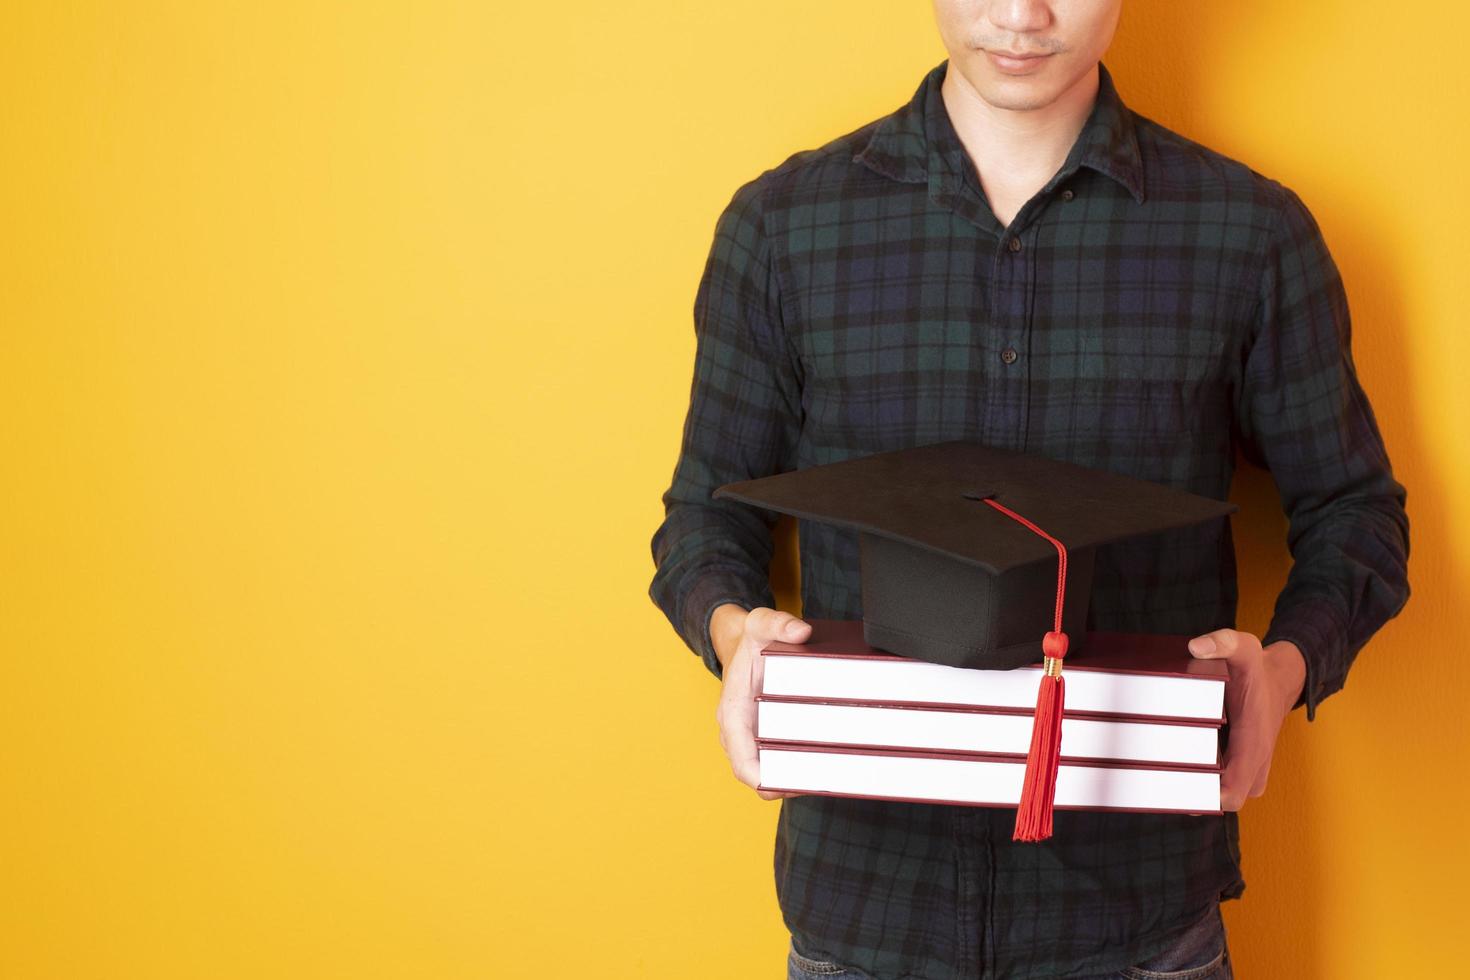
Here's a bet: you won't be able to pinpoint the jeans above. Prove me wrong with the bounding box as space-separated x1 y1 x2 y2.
786 902 1232 979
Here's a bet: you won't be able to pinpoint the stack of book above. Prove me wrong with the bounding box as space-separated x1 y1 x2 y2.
755 620 1227 815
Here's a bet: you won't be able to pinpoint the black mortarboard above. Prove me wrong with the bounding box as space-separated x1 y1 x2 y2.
712 440 1237 671
715 440 1237 840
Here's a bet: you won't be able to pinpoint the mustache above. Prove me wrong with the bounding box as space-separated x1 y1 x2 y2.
971 37 1067 55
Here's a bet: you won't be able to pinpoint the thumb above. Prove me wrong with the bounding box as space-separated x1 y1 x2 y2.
746 607 813 644
1188 629 1236 659
776 614 812 641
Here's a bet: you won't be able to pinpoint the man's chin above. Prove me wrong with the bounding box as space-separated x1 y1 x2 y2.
970 79 1062 113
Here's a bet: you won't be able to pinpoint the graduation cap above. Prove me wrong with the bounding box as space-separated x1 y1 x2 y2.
713 440 1237 841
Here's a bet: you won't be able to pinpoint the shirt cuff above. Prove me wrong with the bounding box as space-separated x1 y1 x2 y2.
681 571 769 682
1261 593 1349 723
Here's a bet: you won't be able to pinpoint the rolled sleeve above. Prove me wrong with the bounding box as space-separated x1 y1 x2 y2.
1234 183 1411 721
648 174 804 682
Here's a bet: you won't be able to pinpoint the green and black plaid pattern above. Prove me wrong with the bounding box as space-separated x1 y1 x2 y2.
649 59 1409 979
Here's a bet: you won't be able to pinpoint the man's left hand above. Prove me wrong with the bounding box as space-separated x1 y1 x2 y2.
1186 629 1308 811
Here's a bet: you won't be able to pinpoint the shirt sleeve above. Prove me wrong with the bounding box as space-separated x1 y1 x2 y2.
1234 182 1412 721
648 175 804 682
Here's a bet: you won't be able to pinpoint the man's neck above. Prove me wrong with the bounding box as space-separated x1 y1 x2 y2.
940 62 1100 193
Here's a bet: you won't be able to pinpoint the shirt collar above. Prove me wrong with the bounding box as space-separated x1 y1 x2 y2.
853 58 1147 205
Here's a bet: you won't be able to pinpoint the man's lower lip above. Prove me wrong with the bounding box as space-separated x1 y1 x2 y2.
987 51 1052 72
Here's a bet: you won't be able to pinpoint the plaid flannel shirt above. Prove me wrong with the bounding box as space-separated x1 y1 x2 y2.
648 58 1410 980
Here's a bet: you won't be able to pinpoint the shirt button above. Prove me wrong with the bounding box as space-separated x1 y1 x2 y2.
1000 347 1018 364
1061 189 1075 201
1007 236 1022 253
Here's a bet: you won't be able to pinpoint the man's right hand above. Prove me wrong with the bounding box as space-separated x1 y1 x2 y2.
710 604 812 801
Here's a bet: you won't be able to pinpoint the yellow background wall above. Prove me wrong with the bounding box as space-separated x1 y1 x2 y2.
2 2 1464 977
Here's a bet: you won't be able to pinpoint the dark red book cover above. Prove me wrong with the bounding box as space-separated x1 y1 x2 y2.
762 618 1228 680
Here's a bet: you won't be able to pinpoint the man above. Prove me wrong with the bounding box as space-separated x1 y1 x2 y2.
649 2 1411 978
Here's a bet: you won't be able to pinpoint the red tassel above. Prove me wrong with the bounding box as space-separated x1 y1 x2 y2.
977 497 1071 843
1013 630 1068 842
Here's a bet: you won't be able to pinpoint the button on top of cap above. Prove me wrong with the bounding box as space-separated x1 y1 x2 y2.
1007 236 1023 252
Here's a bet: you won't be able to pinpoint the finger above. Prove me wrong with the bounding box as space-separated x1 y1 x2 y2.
1225 742 1276 808
718 689 763 790
1188 629 1242 660
716 695 737 756
728 732 762 790
1246 717 1281 799
1220 744 1265 810
1219 746 1253 811
1247 749 1273 798
746 607 813 644
1220 686 1276 810
722 699 796 798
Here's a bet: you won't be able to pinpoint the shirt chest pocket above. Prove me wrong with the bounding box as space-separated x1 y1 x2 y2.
1069 324 1230 387
1030 322 1237 475
798 317 990 451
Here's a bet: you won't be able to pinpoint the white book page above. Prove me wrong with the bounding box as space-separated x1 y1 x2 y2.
762 655 1224 720
758 700 1218 765
759 747 1220 813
